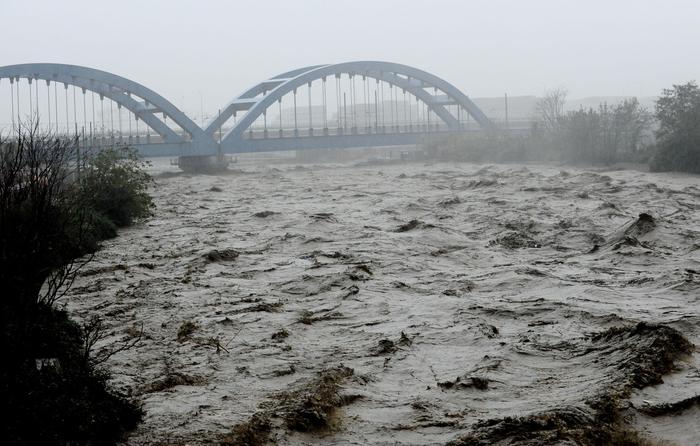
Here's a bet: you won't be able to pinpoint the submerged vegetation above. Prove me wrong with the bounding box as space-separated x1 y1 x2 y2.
0 123 152 444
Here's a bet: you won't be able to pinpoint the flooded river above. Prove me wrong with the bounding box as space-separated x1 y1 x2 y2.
67 159 700 445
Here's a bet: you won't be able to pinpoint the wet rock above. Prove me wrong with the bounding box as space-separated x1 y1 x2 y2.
208 186 223 192
204 248 240 262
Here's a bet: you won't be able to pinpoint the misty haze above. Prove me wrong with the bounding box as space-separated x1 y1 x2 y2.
1 1 699 445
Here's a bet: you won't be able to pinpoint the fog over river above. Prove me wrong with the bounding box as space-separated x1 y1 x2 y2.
67 159 700 445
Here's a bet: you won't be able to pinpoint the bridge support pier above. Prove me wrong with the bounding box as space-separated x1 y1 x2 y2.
177 154 230 173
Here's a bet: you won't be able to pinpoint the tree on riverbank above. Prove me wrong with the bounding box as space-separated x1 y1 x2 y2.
1 123 152 444
650 81 700 173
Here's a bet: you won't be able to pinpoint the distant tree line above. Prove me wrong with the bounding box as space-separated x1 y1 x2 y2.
422 81 700 174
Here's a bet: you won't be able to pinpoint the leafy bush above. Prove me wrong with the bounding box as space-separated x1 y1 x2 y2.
77 147 153 227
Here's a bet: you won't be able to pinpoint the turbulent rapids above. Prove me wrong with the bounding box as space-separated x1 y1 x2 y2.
67 159 700 445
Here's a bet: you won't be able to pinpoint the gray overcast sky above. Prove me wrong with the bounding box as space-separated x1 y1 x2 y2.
2 0 700 117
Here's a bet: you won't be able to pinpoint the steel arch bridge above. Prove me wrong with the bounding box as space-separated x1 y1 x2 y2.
0 61 494 158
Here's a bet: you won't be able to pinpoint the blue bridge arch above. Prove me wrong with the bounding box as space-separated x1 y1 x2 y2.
0 61 494 157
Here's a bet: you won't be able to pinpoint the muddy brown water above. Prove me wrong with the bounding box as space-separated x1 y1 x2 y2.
67 160 700 445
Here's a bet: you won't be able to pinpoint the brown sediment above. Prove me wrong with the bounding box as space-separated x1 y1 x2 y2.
282 366 358 432
221 413 272 446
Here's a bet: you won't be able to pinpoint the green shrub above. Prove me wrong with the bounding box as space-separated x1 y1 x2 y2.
78 147 153 227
